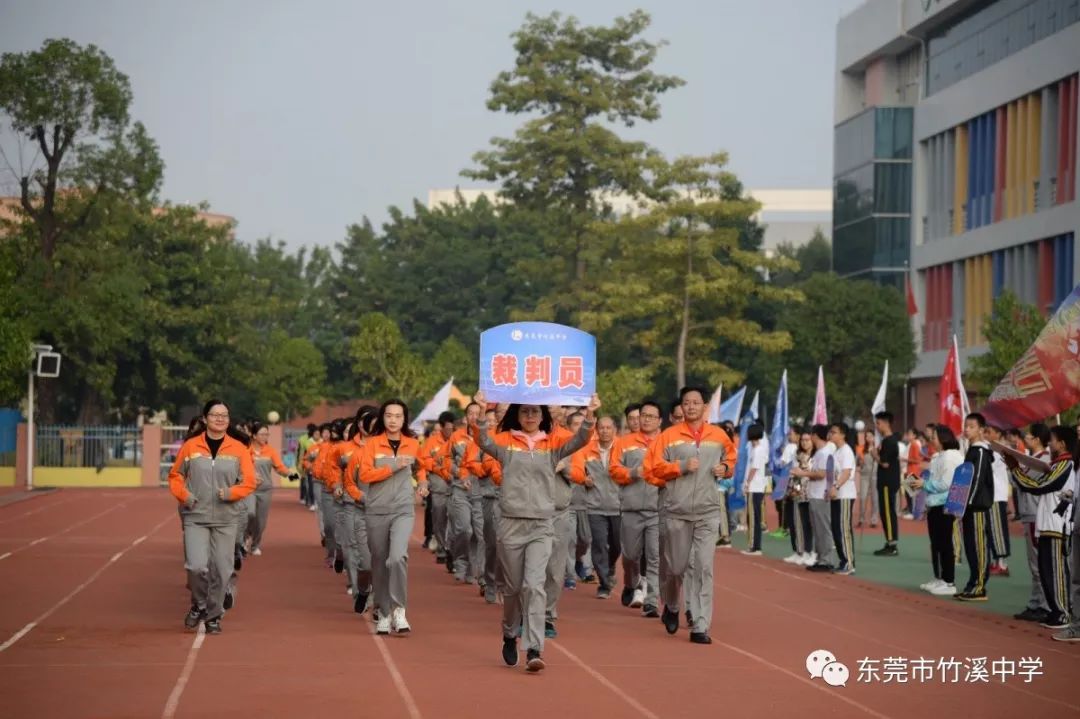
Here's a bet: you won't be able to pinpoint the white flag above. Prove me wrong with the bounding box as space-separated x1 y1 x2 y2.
871 360 888 415
410 377 454 431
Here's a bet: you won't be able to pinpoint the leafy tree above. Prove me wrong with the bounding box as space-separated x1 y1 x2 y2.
597 366 655 420
464 10 682 321
424 336 477 398
578 154 801 392
0 244 31 405
772 273 915 418
254 332 326 420
770 228 831 287
350 312 428 401
968 290 1045 397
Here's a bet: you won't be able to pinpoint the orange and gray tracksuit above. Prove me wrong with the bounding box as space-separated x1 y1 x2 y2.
477 418 591 654
566 446 593 584
611 431 661 610
546 425 582 624
328 439 353 572
342 437 372 600
645 422 736 635
466 451 503 602
315 441 342 562
359 433 427 617
571 440 622 592
248 443 291 551
1012 455 1076 620
442 429 486 583
168 432 256 621
305 441 332 553
421 432 452 560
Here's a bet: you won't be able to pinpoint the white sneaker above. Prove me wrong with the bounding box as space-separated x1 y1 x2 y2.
375 613 391 635
630 589 645 608
902 513 915 520
930 583 957 596
429 537 440 552
347 587 353 596
783 553 801 564
308 505 316 512
391 607 411 633
799 553 816 566
735 524 747 532
919 579 943 592
740 550 763 556
252 548 262 556
638 578 647 592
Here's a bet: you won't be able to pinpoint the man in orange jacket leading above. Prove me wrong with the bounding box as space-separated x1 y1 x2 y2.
645 386 736 645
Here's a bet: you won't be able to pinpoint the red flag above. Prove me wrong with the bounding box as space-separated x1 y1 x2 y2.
939 336 968 436
906 274 918 317
981 286 1080 428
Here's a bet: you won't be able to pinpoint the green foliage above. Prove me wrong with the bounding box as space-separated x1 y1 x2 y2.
770 228 831 287
968 290 1046 396
597 366 656 419
768 273 915 419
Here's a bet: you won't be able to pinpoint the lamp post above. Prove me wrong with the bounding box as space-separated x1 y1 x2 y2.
27 344 62 491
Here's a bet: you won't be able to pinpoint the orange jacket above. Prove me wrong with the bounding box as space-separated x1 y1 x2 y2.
420 432 453 478
359 433 427 515
359 434 427 484
302 440 322 475
324 439 351 491
645 421 736 518
342 435 366 502
609 431 659 485
168 432 257 506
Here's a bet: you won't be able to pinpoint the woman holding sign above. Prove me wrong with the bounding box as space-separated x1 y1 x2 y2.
359 400 429 635
474 390 598 673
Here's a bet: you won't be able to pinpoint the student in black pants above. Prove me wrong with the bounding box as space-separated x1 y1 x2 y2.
871 412 900 556
957 413 996 602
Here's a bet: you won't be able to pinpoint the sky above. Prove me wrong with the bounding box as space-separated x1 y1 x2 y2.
1 0 863 251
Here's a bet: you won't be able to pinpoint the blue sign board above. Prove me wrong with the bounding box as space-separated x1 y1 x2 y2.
479 322 596 406
944 462 974 518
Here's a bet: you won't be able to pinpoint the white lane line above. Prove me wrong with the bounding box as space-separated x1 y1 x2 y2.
0 503 127 562
717 640 893 719
549 640 660 719
370 634 422 719
0 513 174 653
161 625 206 719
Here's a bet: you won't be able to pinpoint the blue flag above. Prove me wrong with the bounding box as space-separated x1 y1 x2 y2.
728 394 759 512
768 371 788 475
718 387 746 424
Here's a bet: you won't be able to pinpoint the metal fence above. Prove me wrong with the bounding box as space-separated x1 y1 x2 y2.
35 425 141 468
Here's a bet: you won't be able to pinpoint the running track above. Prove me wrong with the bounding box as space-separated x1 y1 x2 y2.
1 489 1077 718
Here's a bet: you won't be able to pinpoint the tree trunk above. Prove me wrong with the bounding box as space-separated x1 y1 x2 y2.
676 232 692 389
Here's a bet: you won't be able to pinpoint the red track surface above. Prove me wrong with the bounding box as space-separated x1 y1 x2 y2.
1 489 1077 719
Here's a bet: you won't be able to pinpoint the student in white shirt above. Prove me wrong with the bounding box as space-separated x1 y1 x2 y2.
985 425 1012 576
828 423 857 575
791 425 837 572
741 424 769 555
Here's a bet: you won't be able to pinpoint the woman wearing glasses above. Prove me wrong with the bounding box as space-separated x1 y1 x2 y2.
247 421 299 556
168 399 256 634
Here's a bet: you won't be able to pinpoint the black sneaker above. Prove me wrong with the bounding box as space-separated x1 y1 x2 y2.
642 605 660 618
806 563 833 572
689 631 713 645
1013 607 1049 622
204 617 222 635
184 605 205 630
544 621 557 638
662 605 679 635
716 536 732 548
234 548 243 571
334 550 344 574
435 554 446 564
223 592 234 611
685 610 693 627
955 590 988 602
1040 613 1071 629
873 545 898 557
525 649 545 673
445 560 455 575
621 586 634 607
354 589 369 614
502 637 518 666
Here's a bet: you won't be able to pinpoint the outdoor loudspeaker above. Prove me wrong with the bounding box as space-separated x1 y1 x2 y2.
36 352 61 378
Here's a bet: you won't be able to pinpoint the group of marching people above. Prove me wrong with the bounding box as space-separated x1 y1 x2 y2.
288 387 737 672
167 399 297 634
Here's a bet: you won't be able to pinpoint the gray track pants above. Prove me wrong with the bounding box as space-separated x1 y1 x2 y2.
430 491 449 557
482 496 502 595
366 511 413 616
345 502 372 595
546 508 574 620
660 513 719 634
809 498 837 567
499 515 554 653
621 510 659 606
184 518 238 621
250 489 272 550
449 490 483 581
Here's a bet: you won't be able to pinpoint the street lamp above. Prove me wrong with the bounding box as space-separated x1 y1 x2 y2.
27 343 62 491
